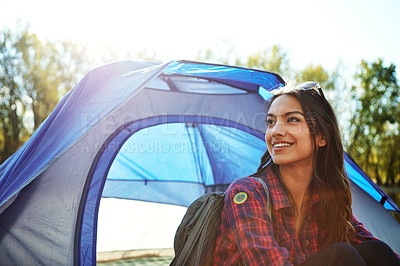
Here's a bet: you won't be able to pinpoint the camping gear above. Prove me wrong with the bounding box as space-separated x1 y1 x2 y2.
171 191 224 266
171 176 270 266
0 60 399 265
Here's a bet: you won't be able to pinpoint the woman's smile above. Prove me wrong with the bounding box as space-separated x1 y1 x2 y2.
272 141 294 151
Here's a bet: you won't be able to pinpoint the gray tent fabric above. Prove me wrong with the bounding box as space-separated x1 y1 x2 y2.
0 60 398 265
351 182 400 252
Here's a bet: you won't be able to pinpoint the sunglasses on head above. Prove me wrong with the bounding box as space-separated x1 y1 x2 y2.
296 81 329 108
296 81 324 96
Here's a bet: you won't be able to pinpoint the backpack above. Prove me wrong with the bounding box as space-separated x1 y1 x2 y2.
170 177 271 266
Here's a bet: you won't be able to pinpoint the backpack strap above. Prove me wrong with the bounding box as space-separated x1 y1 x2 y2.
252 177 272 220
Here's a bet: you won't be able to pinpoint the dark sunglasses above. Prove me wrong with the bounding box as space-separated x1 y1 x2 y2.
296 81 329 108
296 81 324 97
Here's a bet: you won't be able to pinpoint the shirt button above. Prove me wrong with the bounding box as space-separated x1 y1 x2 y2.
304 240 310 246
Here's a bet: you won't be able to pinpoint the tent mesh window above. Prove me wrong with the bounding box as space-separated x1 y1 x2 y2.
146 75 248 94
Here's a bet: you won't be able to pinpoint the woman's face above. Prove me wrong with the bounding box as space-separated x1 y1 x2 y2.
265 94 325 168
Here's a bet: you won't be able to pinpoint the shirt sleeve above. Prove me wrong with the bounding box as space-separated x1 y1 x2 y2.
350 215 378 245
224 178 293 266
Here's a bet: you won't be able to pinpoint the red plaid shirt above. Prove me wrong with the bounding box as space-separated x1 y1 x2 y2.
212 167 377 265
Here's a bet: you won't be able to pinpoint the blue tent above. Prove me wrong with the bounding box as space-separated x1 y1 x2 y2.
0 60 399 265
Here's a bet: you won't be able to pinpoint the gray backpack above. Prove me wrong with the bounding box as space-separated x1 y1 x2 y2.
170 177 271 266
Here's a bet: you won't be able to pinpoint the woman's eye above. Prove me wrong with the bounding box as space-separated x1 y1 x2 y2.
288 117 301 123
266 119 275 126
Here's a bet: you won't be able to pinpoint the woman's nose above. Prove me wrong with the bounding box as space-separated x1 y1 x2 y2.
271 122 286 137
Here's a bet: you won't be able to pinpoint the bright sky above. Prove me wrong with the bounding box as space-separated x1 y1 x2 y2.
2 0 400 80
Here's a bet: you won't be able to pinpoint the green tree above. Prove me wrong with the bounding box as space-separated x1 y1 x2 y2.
0 25 89 163
244 45 290 77
295 64 338 90
348 59 400 186
16 30 88 130
0 29 26 162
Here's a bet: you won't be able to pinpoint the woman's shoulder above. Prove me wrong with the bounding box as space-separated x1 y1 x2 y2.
227 175 270 196
230 176 261 189
224 175 271 209
229 167 273 190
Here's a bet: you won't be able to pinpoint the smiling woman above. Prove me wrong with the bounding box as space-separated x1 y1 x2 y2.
212 82 400 265
265 95 326 168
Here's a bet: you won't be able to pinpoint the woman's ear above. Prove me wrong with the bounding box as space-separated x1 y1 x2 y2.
318 135 327 147
318 124 331 147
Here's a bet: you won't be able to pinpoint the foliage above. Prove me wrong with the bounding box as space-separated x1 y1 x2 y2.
16 30 88 130
295 64 340 91
347 59 400 186
243 45 290 77
0 26 89 162
0 29 26 162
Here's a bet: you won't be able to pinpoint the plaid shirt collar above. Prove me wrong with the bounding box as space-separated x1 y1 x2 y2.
262 165 320 211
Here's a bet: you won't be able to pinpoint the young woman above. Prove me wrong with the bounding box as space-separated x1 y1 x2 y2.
212 82 400 265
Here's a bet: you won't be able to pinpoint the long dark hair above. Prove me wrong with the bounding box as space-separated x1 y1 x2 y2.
256 83 355 244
